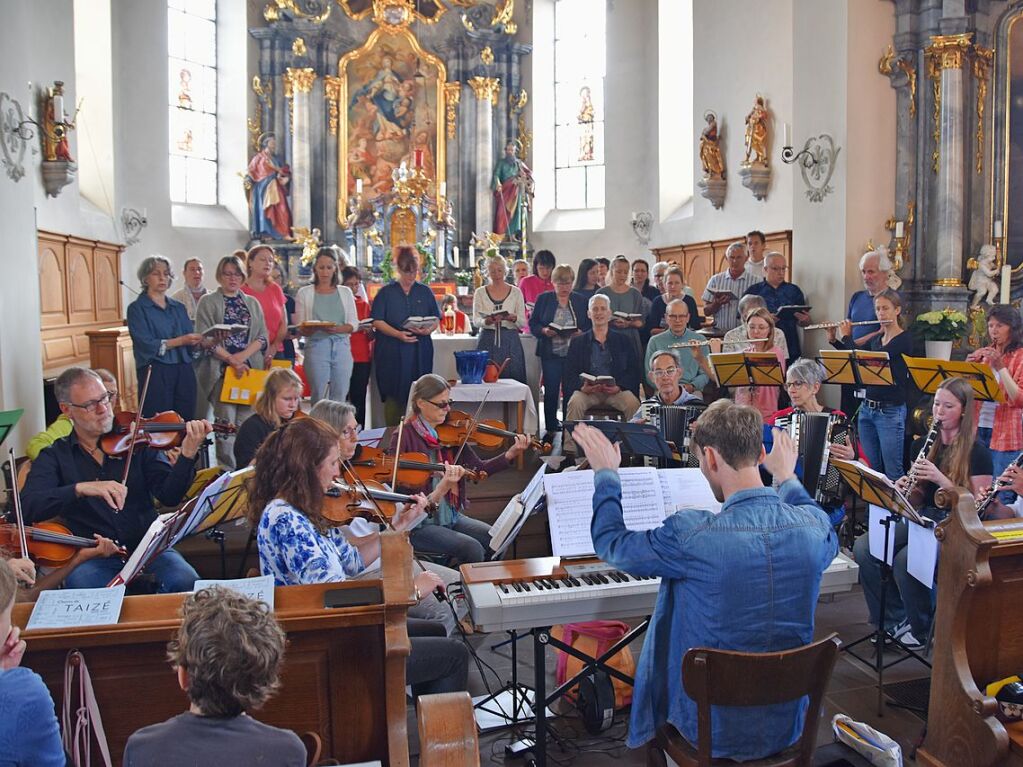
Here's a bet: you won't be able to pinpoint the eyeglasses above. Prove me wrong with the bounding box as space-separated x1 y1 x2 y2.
427 399 452 410
666 314 689 321
784 381 809 390
66 390 116 412
651 366 679 378
340 423 362 438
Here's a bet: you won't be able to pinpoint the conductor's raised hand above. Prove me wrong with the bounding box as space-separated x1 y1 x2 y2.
762 428 797 485
571 422 621 472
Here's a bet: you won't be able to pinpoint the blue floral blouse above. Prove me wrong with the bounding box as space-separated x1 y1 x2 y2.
257 499 363 585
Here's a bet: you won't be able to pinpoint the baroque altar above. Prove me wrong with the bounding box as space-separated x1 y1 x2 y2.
247 0 531 278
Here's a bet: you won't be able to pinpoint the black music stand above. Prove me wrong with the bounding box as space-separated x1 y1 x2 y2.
832 459 932 715
708 352 785 388
903 356 1003 403
817 350 894 389
0 409 23 451
564 420 675 461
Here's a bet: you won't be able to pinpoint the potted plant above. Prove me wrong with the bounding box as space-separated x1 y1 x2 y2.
455 271 472 295
379 249 394 283
911 308 969 360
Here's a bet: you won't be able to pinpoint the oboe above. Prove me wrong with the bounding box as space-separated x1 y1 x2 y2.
976 450 1023 515
803 319 893 331
902 421 941 499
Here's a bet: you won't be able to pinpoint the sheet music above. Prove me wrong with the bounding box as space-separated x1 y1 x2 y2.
657 468 722 515
907 519 938 588
184 466 253 532
193 575 275 609
521 462 547 513
544 468 667 557
867 505 897 566
27 586 126 631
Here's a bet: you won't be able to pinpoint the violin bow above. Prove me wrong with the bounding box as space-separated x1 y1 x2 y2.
118 364 153 488
451 390 490 466
339 460 442 598
5 449 29 561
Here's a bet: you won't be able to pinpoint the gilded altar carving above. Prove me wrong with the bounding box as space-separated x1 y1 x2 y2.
468 76 500 105
879 44 918 119
249 75 273 153
973 44 993 175
284 67 317 94
480 46 494 65
444 82 461 140
323 75 342 136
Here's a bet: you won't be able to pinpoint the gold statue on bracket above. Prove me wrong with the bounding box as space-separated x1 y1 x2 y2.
742 93 769 168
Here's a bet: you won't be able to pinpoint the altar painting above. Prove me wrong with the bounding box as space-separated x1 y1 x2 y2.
338 28 446 218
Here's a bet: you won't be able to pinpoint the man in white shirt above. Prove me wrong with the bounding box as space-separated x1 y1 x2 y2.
171 258 209 322
701 242 762 333
746 230 767 280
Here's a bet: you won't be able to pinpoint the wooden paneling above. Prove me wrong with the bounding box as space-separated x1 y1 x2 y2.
87 327 139 412
37 230 124 377
651 230 793 309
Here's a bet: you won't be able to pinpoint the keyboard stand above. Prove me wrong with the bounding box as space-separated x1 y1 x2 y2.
472 629 535 728
531 619 650 766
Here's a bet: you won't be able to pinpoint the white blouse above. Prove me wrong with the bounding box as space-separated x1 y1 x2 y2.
472 284 528 331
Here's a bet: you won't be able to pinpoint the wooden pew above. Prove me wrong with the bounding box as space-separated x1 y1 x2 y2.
917 489 1023 767
14 532 415 767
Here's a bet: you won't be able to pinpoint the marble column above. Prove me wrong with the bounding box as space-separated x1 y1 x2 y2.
926 34 972 287
469 76 500 236
285 67 316 233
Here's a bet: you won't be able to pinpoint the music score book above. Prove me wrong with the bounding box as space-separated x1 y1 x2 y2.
708 352 785 387
903 355 1004 403
817 350 893 387
543 467 720 558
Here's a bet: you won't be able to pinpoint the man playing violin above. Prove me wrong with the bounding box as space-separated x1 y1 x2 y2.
21 367 211 592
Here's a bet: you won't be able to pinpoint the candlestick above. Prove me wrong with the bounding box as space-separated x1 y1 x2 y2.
355 178 363 195
414 148 424 169
1002 264 1011 304
366 244 373 270
469 245 475 268
894 221 904 239
440 181 447 198
453 245 459 268
995 220 1003 239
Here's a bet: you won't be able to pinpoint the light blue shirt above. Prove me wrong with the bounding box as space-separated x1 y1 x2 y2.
591 470 837 756
644 328 708 392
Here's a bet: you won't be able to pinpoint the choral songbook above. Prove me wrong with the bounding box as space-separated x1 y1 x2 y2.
543 467 721 558
612 311 643 322
546 322 578 337
775 305 812 319
403 316 438 330
204 324 248 336
579 373 616 386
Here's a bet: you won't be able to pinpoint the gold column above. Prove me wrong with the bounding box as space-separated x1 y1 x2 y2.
283 67 316 135
323 75 342 137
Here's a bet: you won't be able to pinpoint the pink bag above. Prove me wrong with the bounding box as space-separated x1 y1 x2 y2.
552 620 635 709
62 650 113 767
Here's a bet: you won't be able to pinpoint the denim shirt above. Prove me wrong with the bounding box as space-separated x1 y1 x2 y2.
590 469 837 757
126 292 196 368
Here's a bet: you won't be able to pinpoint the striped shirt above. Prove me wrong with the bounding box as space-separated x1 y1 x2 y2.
702 267 762 332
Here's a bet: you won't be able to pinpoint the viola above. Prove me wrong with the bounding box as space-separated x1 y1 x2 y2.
348 445 486 487
0 521 121 568
434 409 549 453
322 480 438 524
100 411 235 456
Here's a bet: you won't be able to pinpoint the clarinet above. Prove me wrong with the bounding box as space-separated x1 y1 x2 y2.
903 421 941 499
976 450 1023 516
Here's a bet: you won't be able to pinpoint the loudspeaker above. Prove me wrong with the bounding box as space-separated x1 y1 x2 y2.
577 669 615 734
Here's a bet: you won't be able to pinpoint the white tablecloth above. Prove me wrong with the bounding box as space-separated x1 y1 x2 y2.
448 380 539 435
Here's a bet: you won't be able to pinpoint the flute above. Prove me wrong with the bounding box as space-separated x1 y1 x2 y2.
668 338 713 349
803 319 892 331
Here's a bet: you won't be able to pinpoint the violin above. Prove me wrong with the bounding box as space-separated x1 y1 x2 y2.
434 409 550 453
322 480 438 524
348 445 486 487
100 411 235 456
0 521 122 568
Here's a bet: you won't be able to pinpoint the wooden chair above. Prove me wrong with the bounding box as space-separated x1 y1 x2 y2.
416 692 480 767
647 633 841 767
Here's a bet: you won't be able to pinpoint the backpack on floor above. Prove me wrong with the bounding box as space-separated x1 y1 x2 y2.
551 620 635 709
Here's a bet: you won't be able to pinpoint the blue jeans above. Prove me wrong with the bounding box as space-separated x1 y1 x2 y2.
63 549 198 593
304 334 353 405
977 427 992 449
409 515 492 566
540 355 567 433
857 402 905 481
991 448 1019 504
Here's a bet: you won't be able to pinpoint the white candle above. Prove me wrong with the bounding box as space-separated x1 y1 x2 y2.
894 221 904 239
995 220 1003 239
1002 264 1011 304
366 244 373 270
349 244 355 264
469 245 475 268
783 123 791 147
52 93 64 122
440 182 447 197
355 178 363 195
453 245 460 267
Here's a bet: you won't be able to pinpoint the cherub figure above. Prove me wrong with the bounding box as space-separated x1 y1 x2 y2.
969 244 1000 308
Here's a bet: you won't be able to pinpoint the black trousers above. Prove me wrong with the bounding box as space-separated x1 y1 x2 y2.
348 361 371 426
138 362 196 419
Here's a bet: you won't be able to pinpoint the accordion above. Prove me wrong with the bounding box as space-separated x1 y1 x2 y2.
645 401 705 468
773 410 848 505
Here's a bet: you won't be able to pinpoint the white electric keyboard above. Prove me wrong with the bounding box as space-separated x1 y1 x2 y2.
461 552 859 633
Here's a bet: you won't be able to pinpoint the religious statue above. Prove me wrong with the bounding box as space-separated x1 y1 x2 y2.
968 244 1001 307
44 81 76 164
743 94 769 167
245 132 292 241
492 141 534 240
699 111 725 180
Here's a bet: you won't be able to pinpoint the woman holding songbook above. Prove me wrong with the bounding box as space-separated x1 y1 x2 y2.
371 245 441 425
764 358 856 526
828 289 913 481
529 264 592 440
295 248 358 405
394 374 529 565
472 254 528 384
246 417 468 696
733 308 786 419
597 255 648 359
195 253 269 467
852 376 991 651
966 304 1023 501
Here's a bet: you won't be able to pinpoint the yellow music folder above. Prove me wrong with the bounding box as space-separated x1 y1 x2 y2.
270 359 293 370
219 367 269 405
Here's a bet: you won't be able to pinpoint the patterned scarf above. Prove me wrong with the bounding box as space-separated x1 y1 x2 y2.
408 416 462 519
